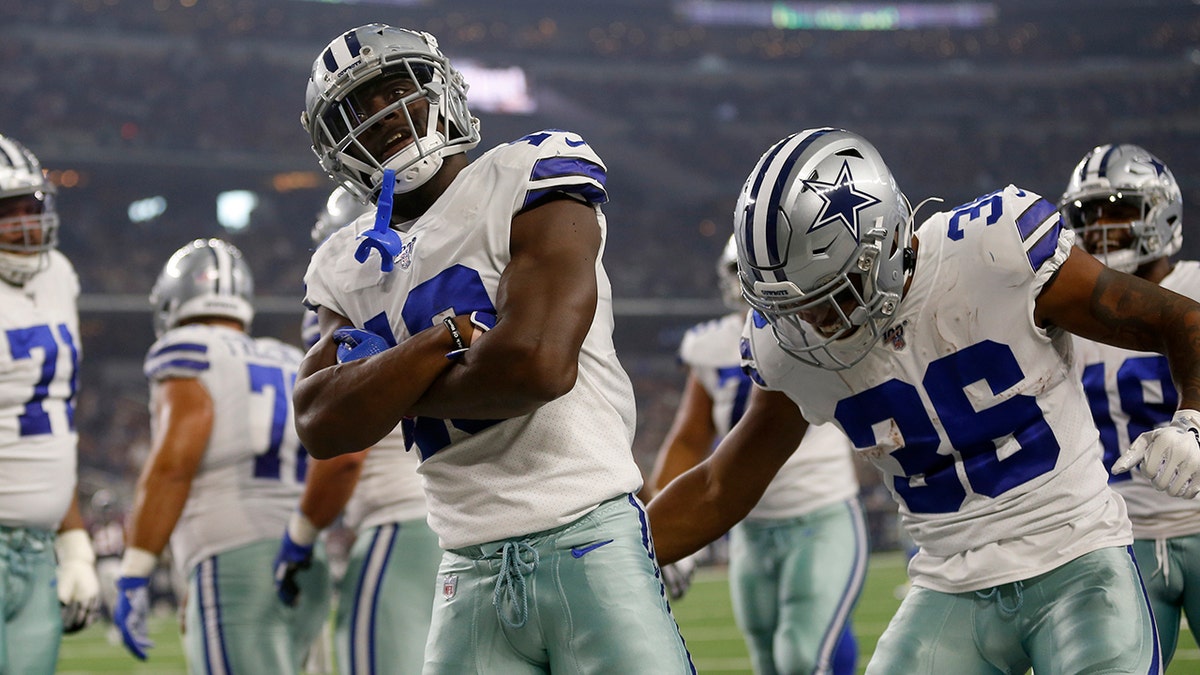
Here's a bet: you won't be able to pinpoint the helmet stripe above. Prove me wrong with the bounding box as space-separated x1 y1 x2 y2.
1095 144 1118 179
0 139 15 169
344 30 363 58
745 128 833 275
741 134 794 271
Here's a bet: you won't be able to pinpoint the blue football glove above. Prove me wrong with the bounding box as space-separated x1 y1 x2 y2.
114 576 153 660
354 169 403 272
273 530 314 607
333 327 390 363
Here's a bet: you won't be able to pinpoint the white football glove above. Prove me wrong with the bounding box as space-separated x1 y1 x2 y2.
1113 409 1200 499
55 529 100 634
660 553 699 601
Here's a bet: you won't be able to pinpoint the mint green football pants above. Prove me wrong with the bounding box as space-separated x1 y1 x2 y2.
183 539 331 675
0 526 59 675
1132 533 1200 668
336 518 442 675
423 494 695 674
868 546 1160 675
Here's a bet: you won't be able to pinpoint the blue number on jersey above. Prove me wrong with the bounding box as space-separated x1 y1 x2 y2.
6 323 77 436
368 265 500 460
835 340 1060 513
249 364 307 482
947 190 1004 241
1081 355 1176 482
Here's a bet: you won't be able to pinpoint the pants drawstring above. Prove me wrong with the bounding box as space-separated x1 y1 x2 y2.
1154 537 1170 586
493 541 539 629
975 579 1024 616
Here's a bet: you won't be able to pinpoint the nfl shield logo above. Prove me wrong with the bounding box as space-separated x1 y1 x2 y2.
442 574 458 600
396 236 417 270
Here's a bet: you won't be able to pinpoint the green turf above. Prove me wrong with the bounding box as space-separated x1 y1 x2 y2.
59 551 1200 673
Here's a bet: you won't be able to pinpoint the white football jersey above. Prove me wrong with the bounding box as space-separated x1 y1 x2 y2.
300 310 427 531
304 130 642 549
0 251 80 530
1074 259 1200 540
680 312 858 519
743 185 1131 593
144 324 308 576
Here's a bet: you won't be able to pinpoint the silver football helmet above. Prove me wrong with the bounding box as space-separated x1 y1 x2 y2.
302 24 481 202
1060 143 1182 273
149 238 254 338
717 235 745 310
312 186 372 247
734 128 913 370
0 134 59 286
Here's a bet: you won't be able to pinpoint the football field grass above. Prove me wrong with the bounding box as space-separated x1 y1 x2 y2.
58 551 1200 673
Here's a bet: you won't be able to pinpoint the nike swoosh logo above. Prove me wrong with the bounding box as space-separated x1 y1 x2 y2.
564 138 586 147
570 539 614 558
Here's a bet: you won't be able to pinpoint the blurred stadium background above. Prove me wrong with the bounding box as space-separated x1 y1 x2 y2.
5 0 1200 668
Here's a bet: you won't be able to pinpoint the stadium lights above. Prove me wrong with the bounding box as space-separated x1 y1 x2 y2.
127 196 167 224
216 190 259 232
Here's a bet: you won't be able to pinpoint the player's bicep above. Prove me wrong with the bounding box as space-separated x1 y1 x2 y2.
1038 246 1195 354
147 378 212 477
496 196 601 361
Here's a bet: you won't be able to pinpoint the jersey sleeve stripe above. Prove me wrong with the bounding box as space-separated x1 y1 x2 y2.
144 358 211 380
147 342 209 359
1017 201 1064 271
523 157 608 208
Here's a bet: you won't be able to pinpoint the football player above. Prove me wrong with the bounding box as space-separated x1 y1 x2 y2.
1063 143 1200 667
0 133 99 673
273 186 441 675
648 235 866 675
295 24 694 673
648 127 1200 673
115 239 331 672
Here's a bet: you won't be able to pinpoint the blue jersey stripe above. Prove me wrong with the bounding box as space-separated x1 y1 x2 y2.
1015 198 1058 242
529 156 607 188
147 359 211 378
148 341 209 359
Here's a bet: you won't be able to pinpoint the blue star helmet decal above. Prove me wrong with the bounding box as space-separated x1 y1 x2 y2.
801 159 881 243
1146 155 1167 177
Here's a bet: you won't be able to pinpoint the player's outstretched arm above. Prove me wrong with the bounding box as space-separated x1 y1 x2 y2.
648 387 808 565
408 196 602 420
1038 247 1200 497
1036 247 1200 410
293 306 471 458
273 450 366 605
645 373 718 501
116 378 212 660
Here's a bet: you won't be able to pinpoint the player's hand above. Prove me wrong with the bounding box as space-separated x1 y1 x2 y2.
660 553 698 601
55 529 100 634
115 576 154 660
333 327 389 363
1114 409 1200 498
273 529 314 607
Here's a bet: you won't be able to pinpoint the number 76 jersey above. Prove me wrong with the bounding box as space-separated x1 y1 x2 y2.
742 185 1131 594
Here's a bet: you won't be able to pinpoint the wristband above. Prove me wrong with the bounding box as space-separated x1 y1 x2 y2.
119 547 159 578
444 317 468 359
287 511 320 547
55 529 95 564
